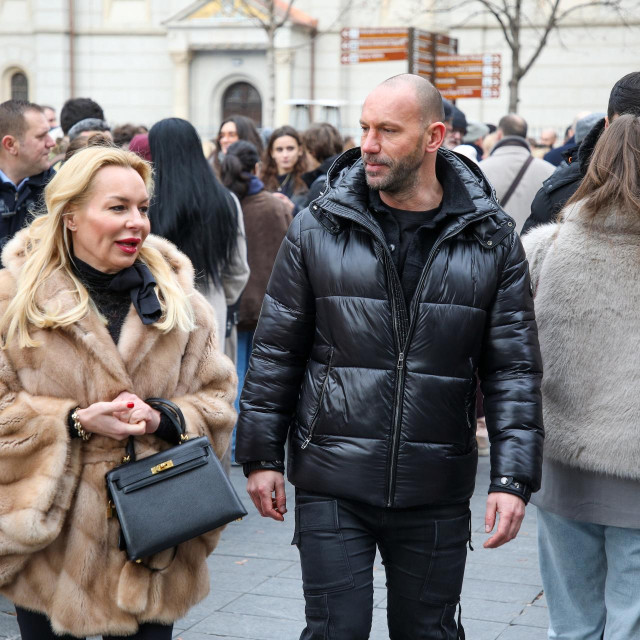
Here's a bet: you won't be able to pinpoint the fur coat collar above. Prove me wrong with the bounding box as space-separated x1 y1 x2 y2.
522 203 640 479
0 229 237 636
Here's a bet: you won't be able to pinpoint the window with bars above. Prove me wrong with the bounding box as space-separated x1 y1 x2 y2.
11 72 28 101
222 82 262 127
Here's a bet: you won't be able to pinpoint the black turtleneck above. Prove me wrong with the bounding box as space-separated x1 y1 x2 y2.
72 257 131 343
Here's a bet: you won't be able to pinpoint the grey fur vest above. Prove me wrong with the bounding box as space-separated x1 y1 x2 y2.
522 202 640 480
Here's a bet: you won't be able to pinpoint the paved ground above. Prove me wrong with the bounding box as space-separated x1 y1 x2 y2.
0 457 549 639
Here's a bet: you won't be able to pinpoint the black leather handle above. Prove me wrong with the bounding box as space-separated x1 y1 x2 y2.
124 398 187 463
147 398 186 438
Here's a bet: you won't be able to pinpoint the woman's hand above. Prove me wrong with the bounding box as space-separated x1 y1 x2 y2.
75 401 147 441
112 391 162 434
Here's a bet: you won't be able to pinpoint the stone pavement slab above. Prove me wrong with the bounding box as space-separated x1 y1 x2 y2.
0 458 548 639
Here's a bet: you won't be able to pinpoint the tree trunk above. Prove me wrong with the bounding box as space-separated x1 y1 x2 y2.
267 26 276 128
508 47 520 113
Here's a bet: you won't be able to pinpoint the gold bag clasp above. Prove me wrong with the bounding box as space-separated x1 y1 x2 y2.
151 460 174 474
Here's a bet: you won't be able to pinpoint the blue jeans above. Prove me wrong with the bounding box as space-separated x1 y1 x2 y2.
233 329 254 461
293 489 469 639
537 507 640 640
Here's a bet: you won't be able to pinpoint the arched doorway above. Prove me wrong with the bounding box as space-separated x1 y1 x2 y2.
221 82 262 127
10 71 28 101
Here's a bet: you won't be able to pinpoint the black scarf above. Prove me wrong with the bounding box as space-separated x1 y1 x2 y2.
107 262 162 325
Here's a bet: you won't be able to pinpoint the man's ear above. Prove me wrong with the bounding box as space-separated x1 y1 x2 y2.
426 122 446 153
604 116 610 129
1 134 18 155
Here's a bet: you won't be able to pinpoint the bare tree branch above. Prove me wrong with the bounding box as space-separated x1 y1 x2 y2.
276 0 296 29
414 0 629 111
449 7 495 28
473 0 516 48
517 0 561 79
555 0 622 22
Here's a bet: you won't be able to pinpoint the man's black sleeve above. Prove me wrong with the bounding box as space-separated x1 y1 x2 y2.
235 213 316 465
479 232 544 494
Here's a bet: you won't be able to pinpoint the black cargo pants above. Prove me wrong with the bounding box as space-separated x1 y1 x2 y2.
293 489 470 640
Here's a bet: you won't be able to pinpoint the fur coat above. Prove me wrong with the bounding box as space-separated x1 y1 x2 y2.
0 230 237 636
522 202 640 480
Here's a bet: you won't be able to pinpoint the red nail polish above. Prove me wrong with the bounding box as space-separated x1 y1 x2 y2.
127 402 135 408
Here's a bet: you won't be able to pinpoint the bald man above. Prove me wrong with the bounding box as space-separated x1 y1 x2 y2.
237 74 543 639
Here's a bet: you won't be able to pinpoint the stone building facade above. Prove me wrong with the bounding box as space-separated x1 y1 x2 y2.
1 0 638 138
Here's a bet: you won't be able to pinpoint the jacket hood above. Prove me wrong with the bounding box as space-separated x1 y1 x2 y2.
311 146 513 248
577 117 606 177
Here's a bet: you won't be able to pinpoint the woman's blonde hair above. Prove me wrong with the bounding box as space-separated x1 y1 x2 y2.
565 114 640 220
1 145 195 348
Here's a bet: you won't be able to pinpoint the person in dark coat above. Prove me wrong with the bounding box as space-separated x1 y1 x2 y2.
0 100 55 247
236 74 543 639
543 128 576 167
301 122 343 208
523 71 640 235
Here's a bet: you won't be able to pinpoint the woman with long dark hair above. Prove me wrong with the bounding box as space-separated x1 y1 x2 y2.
149 117 249 359
221 140 292 462
261 125 308 209
523 114 640 639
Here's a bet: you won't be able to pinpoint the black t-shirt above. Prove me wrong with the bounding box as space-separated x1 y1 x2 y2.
370 190 448 306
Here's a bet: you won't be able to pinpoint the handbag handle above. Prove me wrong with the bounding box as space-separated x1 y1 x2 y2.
123 398 188 463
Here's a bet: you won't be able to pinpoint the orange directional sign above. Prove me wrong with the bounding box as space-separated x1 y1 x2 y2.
339 27 499 100
340 28 410 64
435 54 501 99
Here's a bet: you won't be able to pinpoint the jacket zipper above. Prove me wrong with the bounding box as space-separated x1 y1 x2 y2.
301 347 334 449
316 201 493 506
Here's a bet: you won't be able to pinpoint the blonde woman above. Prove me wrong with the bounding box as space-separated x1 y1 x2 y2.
0 146 237 639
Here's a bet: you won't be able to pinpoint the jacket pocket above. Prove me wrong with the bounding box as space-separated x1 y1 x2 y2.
301 347 334 449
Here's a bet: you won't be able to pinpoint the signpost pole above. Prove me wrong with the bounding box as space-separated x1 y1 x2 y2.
408 27 415 75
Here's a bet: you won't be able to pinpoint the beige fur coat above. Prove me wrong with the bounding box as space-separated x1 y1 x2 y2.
0 230 237 636
522 203 640 480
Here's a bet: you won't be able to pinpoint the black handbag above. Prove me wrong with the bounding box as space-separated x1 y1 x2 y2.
105 398 247 563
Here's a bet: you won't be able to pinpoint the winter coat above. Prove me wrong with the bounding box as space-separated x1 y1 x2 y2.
0 231 237 637
543 135 575 166
522 119 605 235
238 180 292 331
199 192 250 351
0 167 55 247
236 147 543 508
301 154 341 209
522 203 640 479
479 137 554 233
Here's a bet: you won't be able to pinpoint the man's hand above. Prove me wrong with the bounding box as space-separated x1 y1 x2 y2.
483 492 526 548
247 470 287 522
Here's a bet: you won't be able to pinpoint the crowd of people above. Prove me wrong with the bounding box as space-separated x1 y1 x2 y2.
0 69 638 640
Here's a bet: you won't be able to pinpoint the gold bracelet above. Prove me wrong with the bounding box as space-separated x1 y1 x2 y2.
71 407 92 441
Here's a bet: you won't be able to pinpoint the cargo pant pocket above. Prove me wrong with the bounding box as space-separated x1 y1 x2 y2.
299 593 330 640
420 512 470 606
292 499 354 594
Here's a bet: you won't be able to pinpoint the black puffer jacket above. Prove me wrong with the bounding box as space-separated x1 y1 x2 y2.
522 119 605 235
236 147 543 508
